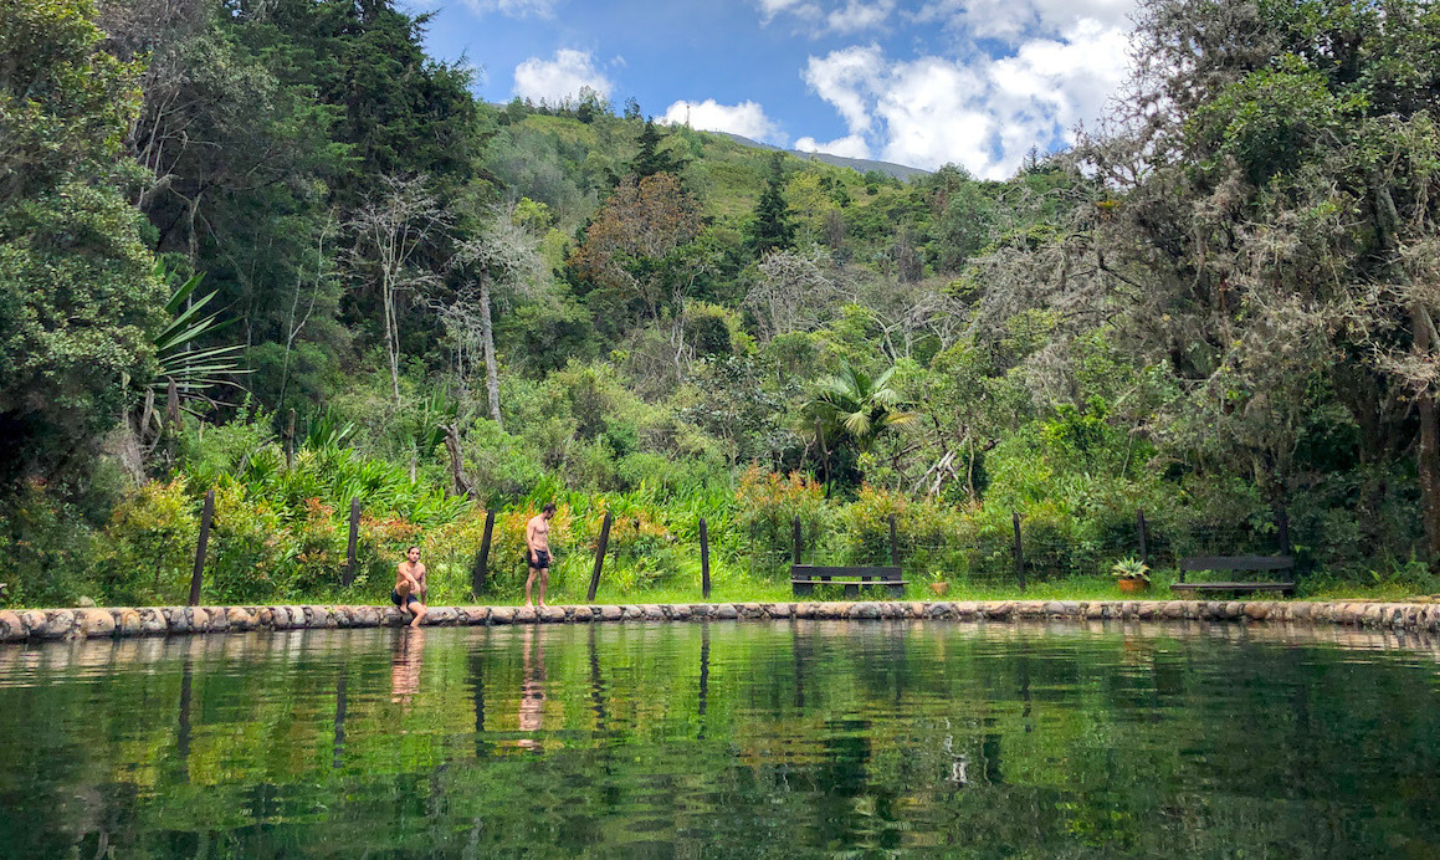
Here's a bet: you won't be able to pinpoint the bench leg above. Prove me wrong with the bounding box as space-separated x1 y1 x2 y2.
793 582 814 598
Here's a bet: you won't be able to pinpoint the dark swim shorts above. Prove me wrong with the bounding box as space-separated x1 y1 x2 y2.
391 589 419 608
527 548 551 569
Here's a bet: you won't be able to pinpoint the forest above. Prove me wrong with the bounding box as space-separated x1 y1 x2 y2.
4 0 1440 607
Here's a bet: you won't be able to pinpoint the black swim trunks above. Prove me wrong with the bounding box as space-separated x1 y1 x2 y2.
391 589 419 608
527 548 551 569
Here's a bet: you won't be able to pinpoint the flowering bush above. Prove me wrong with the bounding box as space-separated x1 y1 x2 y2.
733 465 832 575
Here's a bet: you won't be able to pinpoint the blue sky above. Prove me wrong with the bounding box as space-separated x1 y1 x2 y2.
404 0 1139 180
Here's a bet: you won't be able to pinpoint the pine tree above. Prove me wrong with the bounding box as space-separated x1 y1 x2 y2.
749 151 794 255
629 118 683 179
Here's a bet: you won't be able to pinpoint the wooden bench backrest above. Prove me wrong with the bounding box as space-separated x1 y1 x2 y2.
1178 555 1294 572
791 565 903 581
1177 555 1294 585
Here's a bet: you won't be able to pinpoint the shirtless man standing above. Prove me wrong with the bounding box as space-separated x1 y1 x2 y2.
524 503 556 608
393 545 429 628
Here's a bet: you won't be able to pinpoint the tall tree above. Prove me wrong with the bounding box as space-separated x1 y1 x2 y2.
749 151 794 256
566 172 701 322
629 117 683 179
346 174 451 406
803 361 916 455
1000 0 1440 560
0 0 165 486
452 208 547 427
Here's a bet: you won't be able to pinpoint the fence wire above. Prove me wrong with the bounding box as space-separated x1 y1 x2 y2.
735 511 1325 588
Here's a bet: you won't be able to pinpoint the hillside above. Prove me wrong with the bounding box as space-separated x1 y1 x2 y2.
6 0 1437 610
712 131 932 182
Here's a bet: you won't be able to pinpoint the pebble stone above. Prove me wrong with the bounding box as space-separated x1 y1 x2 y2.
1 598 1439 641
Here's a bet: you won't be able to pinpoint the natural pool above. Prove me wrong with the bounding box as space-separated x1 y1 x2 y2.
2 620 1440 858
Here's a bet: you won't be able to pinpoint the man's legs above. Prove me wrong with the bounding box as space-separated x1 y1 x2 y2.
525 565 538 608
408 597 428 628
537 566 549 608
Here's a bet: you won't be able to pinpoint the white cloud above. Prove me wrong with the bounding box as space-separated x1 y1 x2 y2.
876 57 999 175
911 0 1134 42
827 0 895 34
802 45 885 135
755 0 821 24
662 99 786 145
794 134 872 159
457 0 560 19
798 16 1132 178
512 49 613 104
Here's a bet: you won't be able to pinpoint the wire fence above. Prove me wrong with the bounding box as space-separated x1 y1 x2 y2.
735 509 1303 588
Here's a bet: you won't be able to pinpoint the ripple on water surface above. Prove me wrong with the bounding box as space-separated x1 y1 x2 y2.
2 620 1440 857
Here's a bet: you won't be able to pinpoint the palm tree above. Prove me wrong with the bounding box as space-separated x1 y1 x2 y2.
802 361 916 457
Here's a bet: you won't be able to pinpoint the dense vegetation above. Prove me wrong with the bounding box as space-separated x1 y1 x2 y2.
4 0 1440 607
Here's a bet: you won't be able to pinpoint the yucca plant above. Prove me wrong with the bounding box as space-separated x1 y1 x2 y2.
151 266 247 406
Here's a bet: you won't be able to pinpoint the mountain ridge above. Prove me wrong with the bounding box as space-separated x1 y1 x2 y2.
711 132 931 182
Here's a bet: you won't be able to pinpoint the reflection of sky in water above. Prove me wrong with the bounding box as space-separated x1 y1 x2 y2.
3 620 1440 856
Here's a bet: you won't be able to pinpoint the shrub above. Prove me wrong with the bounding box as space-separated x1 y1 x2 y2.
0 483 97 608
90 478 198 605
291 497 346 593
207 480 291 604
733 465 831 575
603 504 679 590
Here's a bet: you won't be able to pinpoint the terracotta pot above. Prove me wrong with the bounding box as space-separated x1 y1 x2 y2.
1117 578 1149 594
929 581 949 596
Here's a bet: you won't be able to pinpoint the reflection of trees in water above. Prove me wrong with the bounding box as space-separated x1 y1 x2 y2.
470 637 488 759
333 662 348 770
10 625 1440 856
697 620 710 740
588 624 606 730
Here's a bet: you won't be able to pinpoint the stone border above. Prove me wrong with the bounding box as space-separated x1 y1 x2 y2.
1 599 1438 642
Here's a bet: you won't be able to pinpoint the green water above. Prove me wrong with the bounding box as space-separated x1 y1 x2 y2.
2 620 1439 858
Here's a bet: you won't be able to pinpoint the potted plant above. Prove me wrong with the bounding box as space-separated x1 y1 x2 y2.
1111 557 1151 593
928 571 949 596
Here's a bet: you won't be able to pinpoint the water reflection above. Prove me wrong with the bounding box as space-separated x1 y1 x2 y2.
390 627 425 705
4 621 1440 857
516 624 546 750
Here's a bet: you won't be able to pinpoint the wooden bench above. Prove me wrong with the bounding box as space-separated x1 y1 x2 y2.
1170 555 1295 596
791 565 908 598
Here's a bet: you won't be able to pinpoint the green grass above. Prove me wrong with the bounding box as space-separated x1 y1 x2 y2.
383 546 1438 607
451 565 1436 607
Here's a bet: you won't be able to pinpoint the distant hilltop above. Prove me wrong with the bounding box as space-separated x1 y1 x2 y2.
714 132 931 182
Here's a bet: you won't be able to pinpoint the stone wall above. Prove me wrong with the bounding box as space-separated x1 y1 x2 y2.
2 599 1439 642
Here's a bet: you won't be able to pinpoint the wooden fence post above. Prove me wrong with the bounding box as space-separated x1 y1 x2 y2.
342 498 361 587
889 514 900 567
1136 508 1149 566
188 489 214 606
700 517 711 600
472 509 495 597
1012 510 1026 591
792 516 803 566
587 511 613 602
